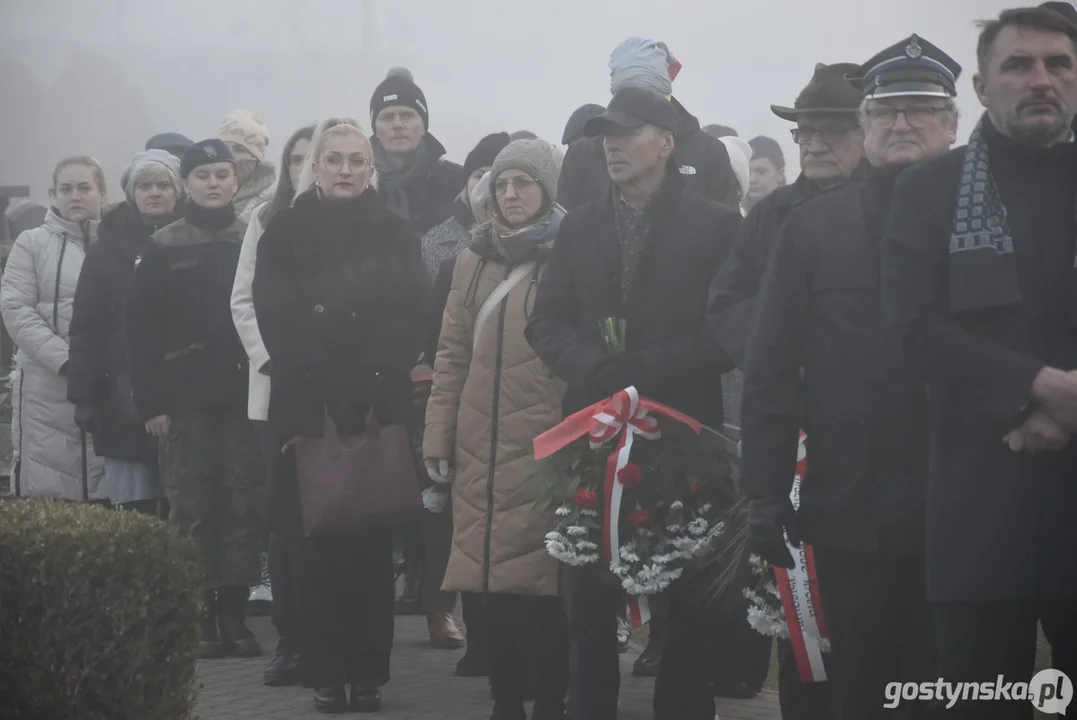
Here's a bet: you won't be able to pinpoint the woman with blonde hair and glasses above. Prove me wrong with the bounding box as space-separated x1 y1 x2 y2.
253 117 429 714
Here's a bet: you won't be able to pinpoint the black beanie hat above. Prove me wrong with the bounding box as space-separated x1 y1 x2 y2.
180 138 234 178
370 67 429 129
464 132 511 179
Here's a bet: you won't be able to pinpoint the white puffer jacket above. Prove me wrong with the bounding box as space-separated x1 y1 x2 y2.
1 207 105 499
230 201 272 421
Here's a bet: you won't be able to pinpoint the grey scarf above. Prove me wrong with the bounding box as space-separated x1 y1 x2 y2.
948 116 1025 314
949 115 1077 317
373 136 434 227
490 205 566 265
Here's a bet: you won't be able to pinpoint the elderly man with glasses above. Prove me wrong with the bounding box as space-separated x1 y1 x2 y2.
739 35 962 720
704 59 865 720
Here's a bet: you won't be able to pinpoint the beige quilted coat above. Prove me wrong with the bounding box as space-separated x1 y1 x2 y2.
424 223 564 596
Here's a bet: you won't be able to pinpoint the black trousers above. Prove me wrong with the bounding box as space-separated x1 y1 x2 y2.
813 547 936 720
461 591 491 665
255 421 299 645
485 594 568 708
710 600 772 693
564 566 714 720
777 638 832 720
296 527 396 689
932 599 1077 719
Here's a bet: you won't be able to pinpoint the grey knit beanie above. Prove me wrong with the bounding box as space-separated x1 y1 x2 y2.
121 149 183 206
489 139 559 203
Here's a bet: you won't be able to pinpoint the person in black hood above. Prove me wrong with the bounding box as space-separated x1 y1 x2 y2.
127 138 266 661
370 67 466 237
68 149 183 517
742 35 960 719
557 37 740 211
563 104 606 146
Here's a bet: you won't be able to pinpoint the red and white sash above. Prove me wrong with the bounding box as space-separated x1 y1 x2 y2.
771 432 830 683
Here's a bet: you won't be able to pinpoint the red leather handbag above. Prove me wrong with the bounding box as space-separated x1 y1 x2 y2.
292 411 422 536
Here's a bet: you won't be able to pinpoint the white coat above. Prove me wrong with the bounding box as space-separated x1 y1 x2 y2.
1 207 105 499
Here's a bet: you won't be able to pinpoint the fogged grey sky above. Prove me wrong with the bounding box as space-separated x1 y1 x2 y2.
0 0 1025 201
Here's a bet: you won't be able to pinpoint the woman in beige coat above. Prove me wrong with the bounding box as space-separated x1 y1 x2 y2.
424 139 568 720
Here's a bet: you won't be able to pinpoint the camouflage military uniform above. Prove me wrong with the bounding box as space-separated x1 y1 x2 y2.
126 208 266 590
159 412 265 587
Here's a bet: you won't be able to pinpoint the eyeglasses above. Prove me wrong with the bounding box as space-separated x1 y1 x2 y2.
863 106 950 128
322 153 370 172
790 126 858 146
494 176 539 196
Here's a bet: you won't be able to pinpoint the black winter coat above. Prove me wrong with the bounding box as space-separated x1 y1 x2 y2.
377 133 466 238
67 203 175 463
526 171 740 429
705 175 824 369
126 205 250 421
253 187 429 443
741 171 929 556
881 119 1077 602
557 98 740 212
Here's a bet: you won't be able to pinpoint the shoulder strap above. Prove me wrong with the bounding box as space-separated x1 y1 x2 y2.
472 261 537 353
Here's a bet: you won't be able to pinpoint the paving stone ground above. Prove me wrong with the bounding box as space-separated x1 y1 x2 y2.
196 616 782 720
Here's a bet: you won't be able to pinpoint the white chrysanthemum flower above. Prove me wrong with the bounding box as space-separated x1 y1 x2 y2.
555 506 571 517
566 525 588 537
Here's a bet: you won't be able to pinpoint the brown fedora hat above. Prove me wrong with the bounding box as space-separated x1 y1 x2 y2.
771 62 863 122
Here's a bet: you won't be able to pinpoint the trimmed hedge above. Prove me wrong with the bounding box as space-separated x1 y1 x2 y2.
0 500 203 719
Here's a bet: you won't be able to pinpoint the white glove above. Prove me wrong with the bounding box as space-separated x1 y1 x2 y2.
424 458 453 484
422 486 448 513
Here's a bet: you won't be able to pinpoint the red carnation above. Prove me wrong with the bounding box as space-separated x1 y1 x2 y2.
627 509 652 526
573 488 599 509
617 463 644 488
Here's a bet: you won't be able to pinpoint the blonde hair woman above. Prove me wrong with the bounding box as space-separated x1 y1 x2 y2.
253 117 429 714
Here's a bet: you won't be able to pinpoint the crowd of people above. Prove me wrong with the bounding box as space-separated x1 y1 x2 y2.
1 3 1075 720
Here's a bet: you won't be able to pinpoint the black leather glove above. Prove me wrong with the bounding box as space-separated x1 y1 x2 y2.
747 497 802 570
586 352 651 399
73 404 98 434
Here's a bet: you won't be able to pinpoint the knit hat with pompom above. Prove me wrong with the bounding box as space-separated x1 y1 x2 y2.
370 67 429 129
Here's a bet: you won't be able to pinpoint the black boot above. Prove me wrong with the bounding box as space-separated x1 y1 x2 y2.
218 586 262 657
531 698 566 720
350 686 383 713
198 590 226 659
263 638 300 686
632 613 665 677
490 702 526 720
314 686 348 714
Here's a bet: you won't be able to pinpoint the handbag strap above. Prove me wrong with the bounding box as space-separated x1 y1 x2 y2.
472 261 536 353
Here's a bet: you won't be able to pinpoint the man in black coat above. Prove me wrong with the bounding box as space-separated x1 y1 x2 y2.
704 60 866 719
557 37 740 212
527 87 740 720
742 35 962 719
882 7 1077 717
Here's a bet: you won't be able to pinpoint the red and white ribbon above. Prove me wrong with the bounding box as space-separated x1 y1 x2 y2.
534 386 701 629
773 432 829 683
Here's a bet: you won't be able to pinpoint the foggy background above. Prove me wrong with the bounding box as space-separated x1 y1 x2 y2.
0 0 1024 203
